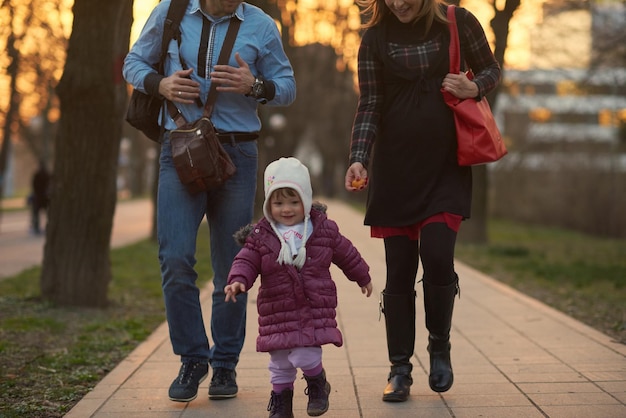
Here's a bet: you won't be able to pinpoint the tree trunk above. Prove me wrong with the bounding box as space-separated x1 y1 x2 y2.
459 0 519 244
0 14 20 232
40 0 133 307
458 165 488 243
488 0 520 110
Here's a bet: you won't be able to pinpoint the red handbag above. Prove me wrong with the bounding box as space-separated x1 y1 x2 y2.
441 5 507 166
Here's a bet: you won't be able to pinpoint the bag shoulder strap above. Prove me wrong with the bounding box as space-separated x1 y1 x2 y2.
446 5 460 74
159 0 190 73
168 17 242 125
154 0 190 138
203 18 242 117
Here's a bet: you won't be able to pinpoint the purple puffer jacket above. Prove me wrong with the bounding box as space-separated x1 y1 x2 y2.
227 203 372 353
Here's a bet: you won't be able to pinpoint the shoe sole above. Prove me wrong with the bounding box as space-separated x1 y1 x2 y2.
382 390 410 402
208 392 237 400
168 373 208 402
169 394 198 402
307 407 329 416
429 376 454 393
382 395 409 402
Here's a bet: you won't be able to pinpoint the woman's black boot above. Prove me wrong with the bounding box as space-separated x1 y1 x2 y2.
383 365 413 402
381 291 416 402
423 276 459 393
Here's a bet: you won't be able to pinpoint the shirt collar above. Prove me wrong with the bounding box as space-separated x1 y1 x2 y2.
191 0 245 23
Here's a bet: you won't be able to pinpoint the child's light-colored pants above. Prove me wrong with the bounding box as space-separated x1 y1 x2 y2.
268 346 323 384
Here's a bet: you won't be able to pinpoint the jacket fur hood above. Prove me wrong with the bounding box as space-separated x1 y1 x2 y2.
233 201 328 246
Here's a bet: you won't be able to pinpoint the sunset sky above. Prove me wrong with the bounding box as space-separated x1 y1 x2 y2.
132 0 160 44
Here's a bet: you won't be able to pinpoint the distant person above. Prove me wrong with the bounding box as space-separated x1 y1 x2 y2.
225 157 373 417
344 0 501 403
31 160 51 235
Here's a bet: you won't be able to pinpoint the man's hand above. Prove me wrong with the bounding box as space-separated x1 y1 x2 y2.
159 68 200 103
211 52 255 95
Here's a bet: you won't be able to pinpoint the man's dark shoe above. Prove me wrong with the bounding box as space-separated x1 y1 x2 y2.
168 362 209 402
209 367 238 399
303 369 331 416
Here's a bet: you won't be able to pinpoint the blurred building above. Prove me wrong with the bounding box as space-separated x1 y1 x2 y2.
492 67 626 238
483 0 626 237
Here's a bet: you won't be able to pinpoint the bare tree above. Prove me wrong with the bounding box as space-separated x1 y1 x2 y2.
40 0 133 307
456 0 520 244
0 0 69 228
0 2 21 211
251 0 361 213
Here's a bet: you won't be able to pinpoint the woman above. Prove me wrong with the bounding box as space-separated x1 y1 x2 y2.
344 0 500 402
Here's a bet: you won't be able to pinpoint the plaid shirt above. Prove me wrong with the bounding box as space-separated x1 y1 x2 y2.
350 9 501 167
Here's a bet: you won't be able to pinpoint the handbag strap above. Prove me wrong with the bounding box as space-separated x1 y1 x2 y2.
446 5 460 74
167 17 242 126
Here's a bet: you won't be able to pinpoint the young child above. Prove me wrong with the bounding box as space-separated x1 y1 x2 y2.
225 157 373 418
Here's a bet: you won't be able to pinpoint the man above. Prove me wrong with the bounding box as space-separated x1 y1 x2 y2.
123 0 296 403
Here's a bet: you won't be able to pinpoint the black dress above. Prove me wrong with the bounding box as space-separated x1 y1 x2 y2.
362 13 472 228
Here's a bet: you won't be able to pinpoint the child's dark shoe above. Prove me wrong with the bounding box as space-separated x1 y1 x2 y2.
267 388 294 418
303 369 331 416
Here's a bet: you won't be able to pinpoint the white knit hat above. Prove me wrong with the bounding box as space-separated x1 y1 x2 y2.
263 157 313 269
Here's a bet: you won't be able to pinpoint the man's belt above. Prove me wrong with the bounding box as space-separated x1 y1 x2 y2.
217 132 259 143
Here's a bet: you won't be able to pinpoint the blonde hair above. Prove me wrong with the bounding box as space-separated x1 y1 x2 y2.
358 0 449 34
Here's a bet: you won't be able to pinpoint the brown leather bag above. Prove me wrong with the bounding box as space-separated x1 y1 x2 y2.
170 117 236 195
169 18 240 195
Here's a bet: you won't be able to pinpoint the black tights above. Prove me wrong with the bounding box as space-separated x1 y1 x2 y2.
383 222 457 294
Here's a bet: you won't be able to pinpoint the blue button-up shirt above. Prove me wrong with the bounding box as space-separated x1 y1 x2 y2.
123 0 295 132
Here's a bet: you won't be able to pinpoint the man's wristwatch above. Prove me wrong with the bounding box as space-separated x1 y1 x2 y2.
247 77 266 99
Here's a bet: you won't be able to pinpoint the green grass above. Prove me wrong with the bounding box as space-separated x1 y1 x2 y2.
0 228 212 418
455 219 626 341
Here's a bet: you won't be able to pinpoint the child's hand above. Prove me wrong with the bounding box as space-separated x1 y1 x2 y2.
224 282 246 302
361 282 373 297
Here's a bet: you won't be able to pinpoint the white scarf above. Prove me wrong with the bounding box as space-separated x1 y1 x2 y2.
273 218 313 269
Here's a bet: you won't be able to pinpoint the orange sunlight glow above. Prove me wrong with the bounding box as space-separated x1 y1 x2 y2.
0 0 73 123
132 0 159 45
290 0 362 72
129 0 592 73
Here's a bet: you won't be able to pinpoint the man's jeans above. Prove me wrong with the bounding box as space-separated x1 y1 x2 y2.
157 132 257 370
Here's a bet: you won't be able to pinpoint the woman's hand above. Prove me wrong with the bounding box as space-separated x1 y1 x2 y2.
159 68 201 103
224 282 246 302
442 72 479 99
345 162 368 192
